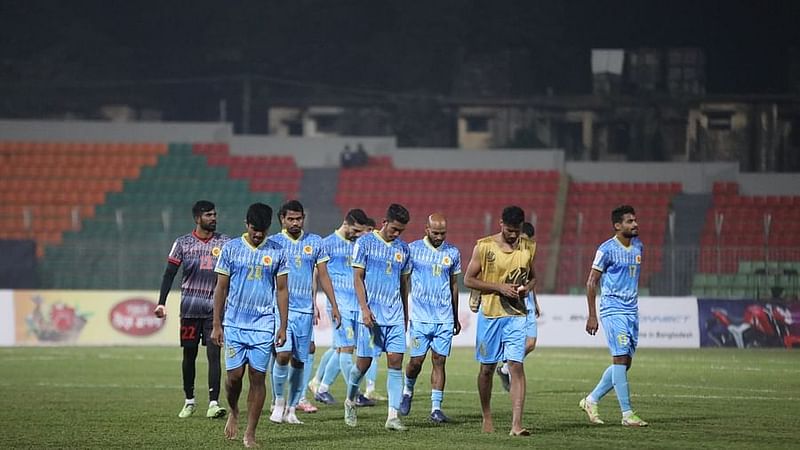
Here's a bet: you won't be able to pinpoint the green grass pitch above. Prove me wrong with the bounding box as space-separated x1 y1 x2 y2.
2 347 798 449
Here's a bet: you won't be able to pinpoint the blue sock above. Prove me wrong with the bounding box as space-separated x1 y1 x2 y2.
321 351 342 388
302 351 315 397
612 364 632 413
387 368 403 410
431 389 443 412
404 375 417 395
315 348 335 381
589 365 614 403
272 363 289 401
366 356 379 389
339 352 354 387
288 364 305 407
347 364 366 401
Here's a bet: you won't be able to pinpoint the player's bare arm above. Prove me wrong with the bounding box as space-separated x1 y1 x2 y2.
317 261 342 328
353 266 375 327
210 273 230 346
311 266 320 325
400 272 410 330
585 269 601 335
517 254 537 297
449 272 461 335
276 273 289 346
463 244 519 299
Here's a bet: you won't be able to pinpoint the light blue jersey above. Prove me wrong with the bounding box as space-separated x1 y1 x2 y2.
591 236 643 318
215 234 288 331
268 230 329 314
323 230 358 312
408 237 461 324
351 230 411 326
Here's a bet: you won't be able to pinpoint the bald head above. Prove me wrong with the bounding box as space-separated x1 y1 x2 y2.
425 212 448 248
427 213 447 228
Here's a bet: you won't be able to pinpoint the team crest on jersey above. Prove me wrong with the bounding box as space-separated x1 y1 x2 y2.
486 251 496 263
262 255 273 266
442 256 452 266
394 252 404 262
303 245 313 255
635 254 642 264
211 247 221 257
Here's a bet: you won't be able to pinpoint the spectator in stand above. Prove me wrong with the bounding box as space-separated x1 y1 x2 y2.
340 145 354 168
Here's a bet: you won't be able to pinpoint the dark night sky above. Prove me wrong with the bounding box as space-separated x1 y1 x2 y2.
0 0 797 95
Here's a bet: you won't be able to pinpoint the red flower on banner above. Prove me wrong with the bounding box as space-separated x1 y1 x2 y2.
50 303 76 332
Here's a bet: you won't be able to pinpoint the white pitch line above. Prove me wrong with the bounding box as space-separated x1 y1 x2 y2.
443 390 797 401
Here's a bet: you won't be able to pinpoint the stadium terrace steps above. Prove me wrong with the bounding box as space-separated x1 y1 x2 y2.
557 181 681 294
39 143 285 289
0 140 166 257
299 168 343 237
335 166 561 274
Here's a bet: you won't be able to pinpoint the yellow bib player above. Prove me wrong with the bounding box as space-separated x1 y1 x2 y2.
464 206 536 437
472 234 535 318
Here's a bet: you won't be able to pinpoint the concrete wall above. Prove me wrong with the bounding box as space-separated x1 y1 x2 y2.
393 148 564 170
0 119 232 143
566 161 740 193
229 135 397 168
738 173 800 196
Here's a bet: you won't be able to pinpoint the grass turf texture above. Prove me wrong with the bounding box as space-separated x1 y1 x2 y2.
2 347 798 449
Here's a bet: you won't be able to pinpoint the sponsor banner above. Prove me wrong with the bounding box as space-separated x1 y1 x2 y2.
698 299 800 349
8 290 700 348
535 296 699 348
314 294 699 349
0 290 14 346
14 290 181 346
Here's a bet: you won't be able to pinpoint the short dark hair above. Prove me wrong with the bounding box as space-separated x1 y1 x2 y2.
344 208 369 226
192 200 215 218
501 206 525 227
522 222 535 238
246 203 273 231
612 205 636 225
365 217 377 228
278 200 304 220
386 203 410 225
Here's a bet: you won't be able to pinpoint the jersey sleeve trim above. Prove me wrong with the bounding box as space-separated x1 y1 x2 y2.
167 257 181 265
214 267 230 276
316 255 331 265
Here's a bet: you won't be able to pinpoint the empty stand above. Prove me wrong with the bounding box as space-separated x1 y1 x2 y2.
0 141 165 257
689 181 800 299
193 143 301 200
39 143 286 289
